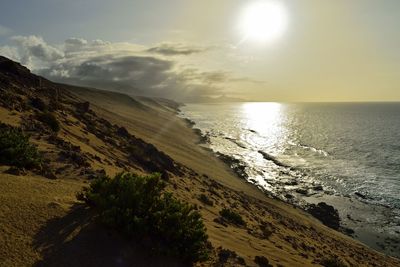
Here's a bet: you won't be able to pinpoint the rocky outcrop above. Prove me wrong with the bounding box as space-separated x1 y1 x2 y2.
306 202 340 230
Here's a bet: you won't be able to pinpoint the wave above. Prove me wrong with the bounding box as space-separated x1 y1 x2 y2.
294 142 329 156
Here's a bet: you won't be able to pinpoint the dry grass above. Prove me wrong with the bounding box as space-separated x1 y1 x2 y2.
0 82 399 266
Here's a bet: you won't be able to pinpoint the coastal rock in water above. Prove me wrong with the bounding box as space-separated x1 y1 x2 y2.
216 152 248 179
306 202 340 230
295 188 310 196
258 150 289 168
355 192 367 199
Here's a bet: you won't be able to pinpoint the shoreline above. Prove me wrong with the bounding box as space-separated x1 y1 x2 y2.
179 112 400 259
2 56 400 266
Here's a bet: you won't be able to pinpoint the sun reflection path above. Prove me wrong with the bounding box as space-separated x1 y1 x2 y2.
241 102 288 153
239 102 292 189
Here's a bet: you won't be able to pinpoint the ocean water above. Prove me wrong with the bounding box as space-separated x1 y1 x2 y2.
180 102 400 255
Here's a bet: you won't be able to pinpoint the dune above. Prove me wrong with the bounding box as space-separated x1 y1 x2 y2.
0 55 399 267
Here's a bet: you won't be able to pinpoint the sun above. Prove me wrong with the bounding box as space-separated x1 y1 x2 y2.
239 1 288 43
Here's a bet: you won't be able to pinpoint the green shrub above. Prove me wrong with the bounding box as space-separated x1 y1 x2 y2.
80 172 209 263
37 112 60 132
219 208 246 226
0 125 42 168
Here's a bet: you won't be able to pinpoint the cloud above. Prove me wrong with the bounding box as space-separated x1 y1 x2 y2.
178 69 230 84
0 35 249 101
9 35 63 69
0 25 11 36
42 55 180 97
146 43 207 56
229 77 266 84
0 45 19 61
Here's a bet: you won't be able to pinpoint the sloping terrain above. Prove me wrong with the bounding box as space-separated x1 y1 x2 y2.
0 55 399 267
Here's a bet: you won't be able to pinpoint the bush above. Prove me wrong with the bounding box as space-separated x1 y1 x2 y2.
30 97 48 111
0 125 42 168
37 112 60 132
219 208 246 226
80 172 209 263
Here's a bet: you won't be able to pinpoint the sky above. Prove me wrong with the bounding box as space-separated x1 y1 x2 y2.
0 0 399 102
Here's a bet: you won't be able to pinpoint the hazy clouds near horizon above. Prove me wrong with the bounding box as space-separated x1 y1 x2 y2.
0 0 399 102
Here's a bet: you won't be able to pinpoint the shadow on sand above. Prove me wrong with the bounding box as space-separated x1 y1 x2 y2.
33 204 186 267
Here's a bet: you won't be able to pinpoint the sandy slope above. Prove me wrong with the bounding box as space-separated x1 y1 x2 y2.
66 86 262 195
70 86 400 267
0 56 399 267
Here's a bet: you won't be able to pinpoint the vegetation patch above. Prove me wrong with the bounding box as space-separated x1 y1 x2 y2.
219 208 246 226
254 255 273 267
37 112 60 132
320 256 348 267
0 124 42 169
198 194 214 206
79 172 209 263
30 97 48 111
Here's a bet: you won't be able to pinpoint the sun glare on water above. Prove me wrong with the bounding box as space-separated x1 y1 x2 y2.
239 1 288 44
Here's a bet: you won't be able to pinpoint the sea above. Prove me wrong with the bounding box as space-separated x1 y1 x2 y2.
179 102 400 257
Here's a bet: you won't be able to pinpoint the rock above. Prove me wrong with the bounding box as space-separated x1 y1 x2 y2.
258 150 289 168
213 217 228 227
285 194 294 199
5 166 26 176
342 227 355 236
30 97 47 111
254 256 273 267
116 126 130 138
161 170 169 181
76 101 90 113
306 202 340 230
313 185 323 191
355 192 367 199
218 248 237 263
58 150 89 167
127 139 179 175
216 152 248 179
296 188 309 195
93 155 102 162
198 194 214 206
42 169 57 179
237 256 246 265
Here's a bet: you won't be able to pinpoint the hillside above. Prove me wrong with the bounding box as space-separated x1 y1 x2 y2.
0 55 399 267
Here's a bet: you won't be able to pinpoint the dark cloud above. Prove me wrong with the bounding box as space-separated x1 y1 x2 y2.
0 35 254 101
146 43 207 56
38 53 224 100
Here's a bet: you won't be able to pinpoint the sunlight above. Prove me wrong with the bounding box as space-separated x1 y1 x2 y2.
241 102 285 142
239 1 288 43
